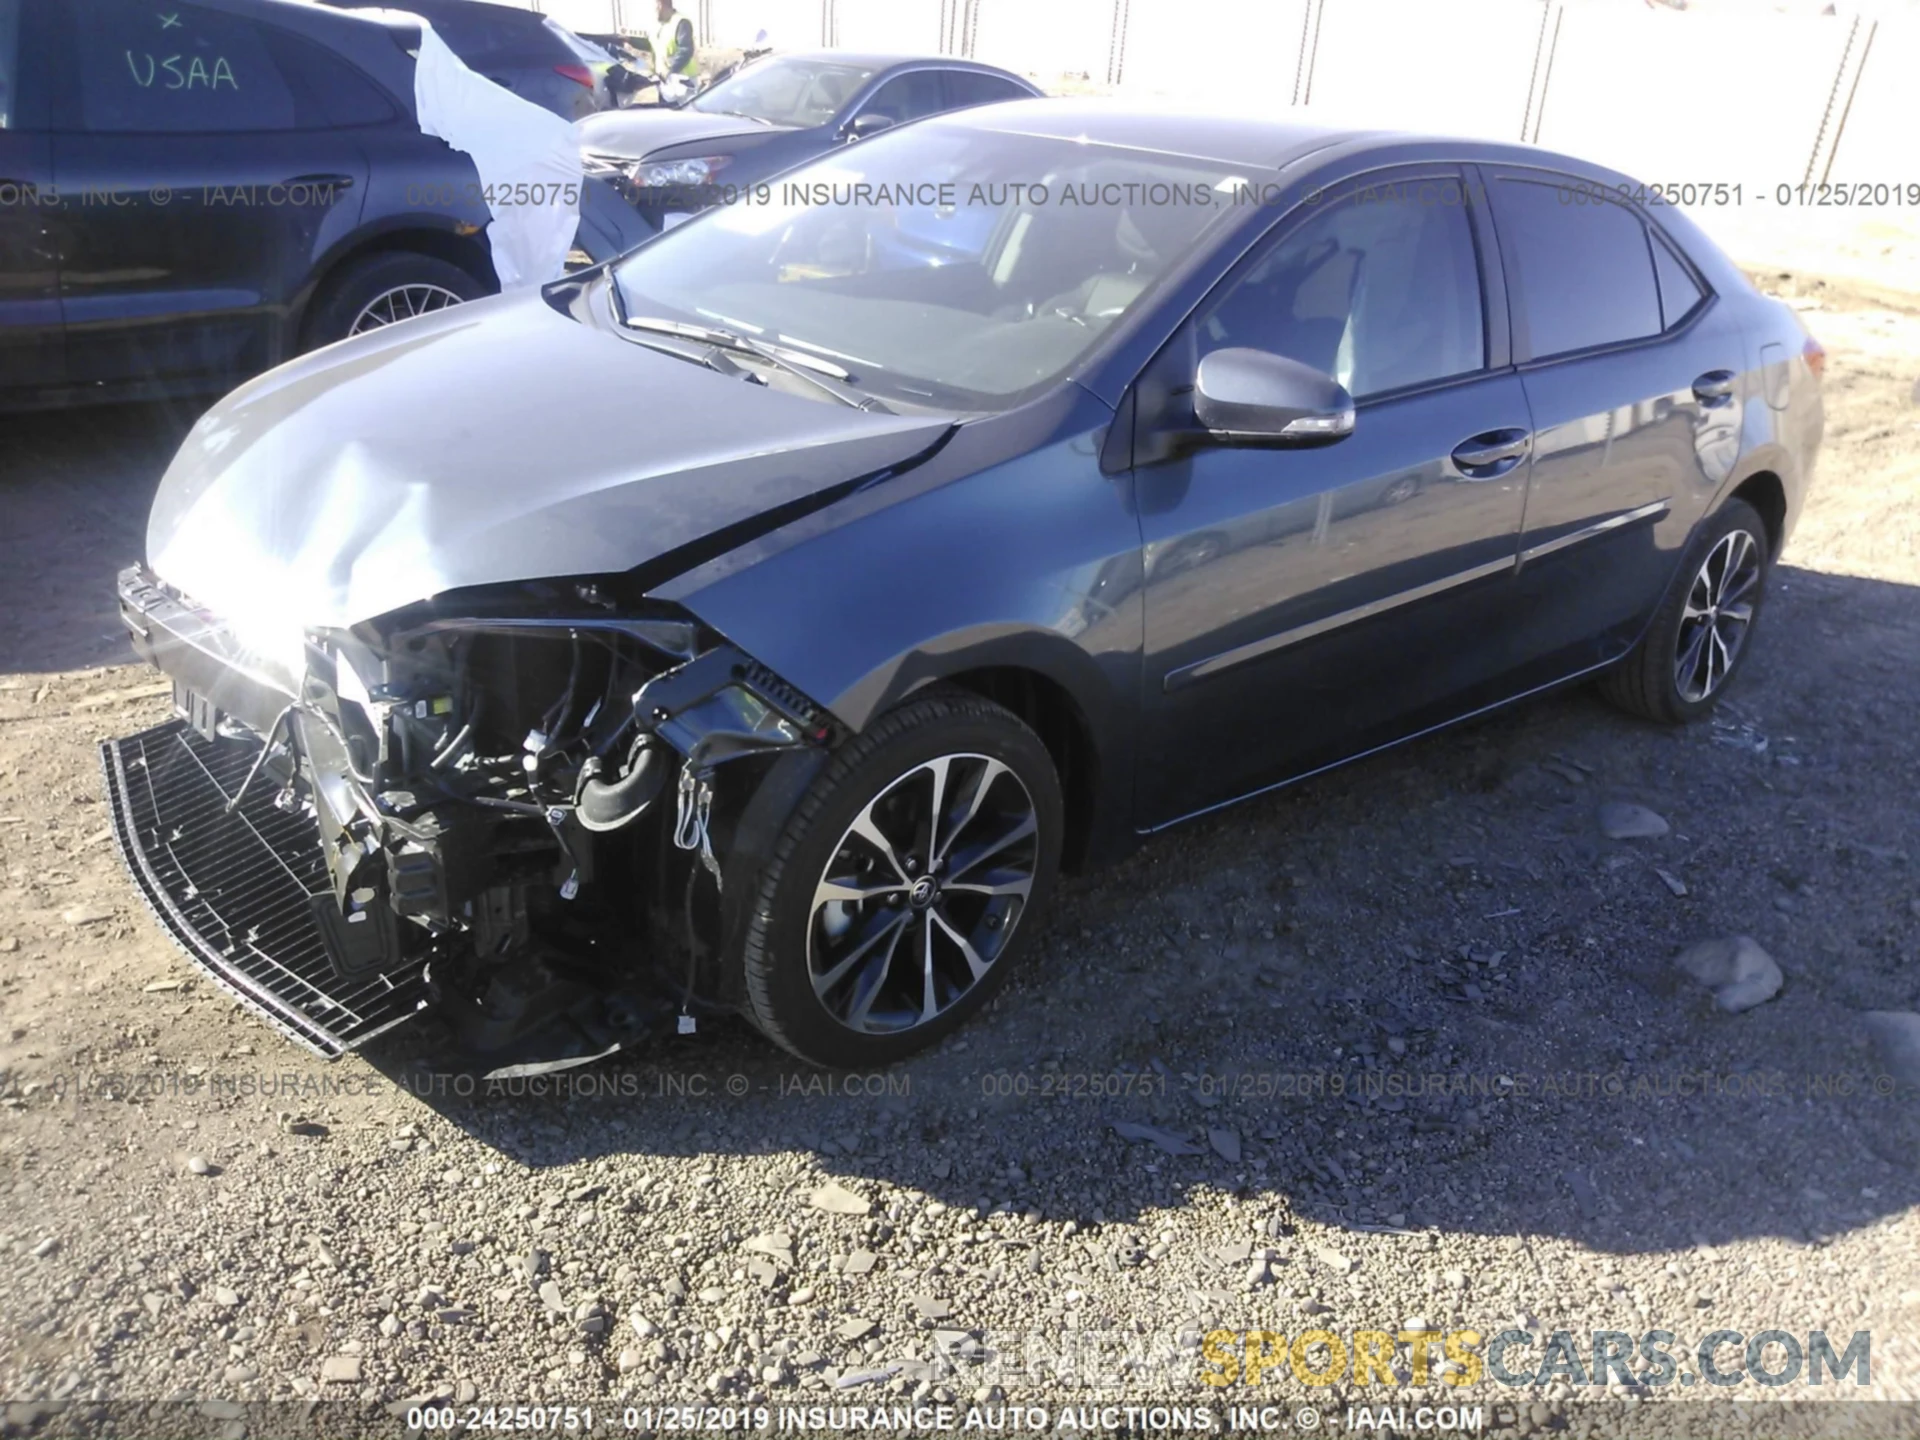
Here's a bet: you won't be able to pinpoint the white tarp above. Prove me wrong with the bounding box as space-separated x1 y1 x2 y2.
412 22 582 289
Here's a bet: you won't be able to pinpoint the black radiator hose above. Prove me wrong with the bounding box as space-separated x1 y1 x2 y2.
575 739 671 833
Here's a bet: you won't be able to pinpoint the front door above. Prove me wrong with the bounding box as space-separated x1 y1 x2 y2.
1138 168 1533 824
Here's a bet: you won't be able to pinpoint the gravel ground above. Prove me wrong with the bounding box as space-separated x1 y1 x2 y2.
1 272 1917 1431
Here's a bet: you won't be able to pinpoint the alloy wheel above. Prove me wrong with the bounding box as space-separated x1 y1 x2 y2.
347 283 465 335
1674 528 1761 703
807 753 1039 1036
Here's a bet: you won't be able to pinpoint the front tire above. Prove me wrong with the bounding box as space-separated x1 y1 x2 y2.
1599 497 1770 724
302 252 484 351
739 692 1063 1068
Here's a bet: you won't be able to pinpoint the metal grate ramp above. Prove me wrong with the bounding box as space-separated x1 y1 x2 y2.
100 719 428 1058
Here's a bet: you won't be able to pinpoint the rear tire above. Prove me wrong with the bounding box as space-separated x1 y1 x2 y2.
302 252 484 351
1599 498 1770 724
739 692 1063 1068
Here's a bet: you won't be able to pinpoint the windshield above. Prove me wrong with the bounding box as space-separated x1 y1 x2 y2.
611 121 1246 409
690 56 877 127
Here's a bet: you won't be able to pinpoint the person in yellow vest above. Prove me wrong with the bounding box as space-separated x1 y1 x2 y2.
646 0 697 79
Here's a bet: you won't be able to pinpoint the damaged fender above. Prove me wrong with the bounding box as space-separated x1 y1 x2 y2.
657 383 1148 869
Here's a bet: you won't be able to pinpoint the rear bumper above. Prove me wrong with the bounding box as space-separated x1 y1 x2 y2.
101 719 430 1058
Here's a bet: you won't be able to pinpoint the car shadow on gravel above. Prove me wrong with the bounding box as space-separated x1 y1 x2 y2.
0 401 202 675
358 563 1920 1265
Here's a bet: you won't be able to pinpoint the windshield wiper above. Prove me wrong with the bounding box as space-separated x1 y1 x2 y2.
623 330 757 380
624 316 891 412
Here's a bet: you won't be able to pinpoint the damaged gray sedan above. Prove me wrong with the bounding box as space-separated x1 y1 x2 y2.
104 101 1823 1069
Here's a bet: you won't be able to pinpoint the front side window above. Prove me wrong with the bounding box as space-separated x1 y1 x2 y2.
612 123 1242 408
79 0 296 132
1198 180 1485 400
1493 178 1662 358
691 57 877 128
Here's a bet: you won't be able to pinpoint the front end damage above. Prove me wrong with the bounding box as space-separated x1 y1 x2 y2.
103 565 835 1063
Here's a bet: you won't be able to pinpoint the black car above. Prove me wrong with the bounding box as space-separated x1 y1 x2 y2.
319 0 618 120
0 0 502 410
574 51 1040 252
104 103 1824 1072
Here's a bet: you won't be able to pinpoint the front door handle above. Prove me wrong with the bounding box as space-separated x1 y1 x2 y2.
1693 369 1737 404
278 173 354 191
1451 428 1532 478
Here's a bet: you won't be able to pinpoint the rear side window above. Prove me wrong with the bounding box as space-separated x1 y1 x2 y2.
78 0 297 132
860 70 945 127
266 30 399 128
1491 178 1661 359
945 71 1031 110
1651 233 1705 327
1198 181 1486 400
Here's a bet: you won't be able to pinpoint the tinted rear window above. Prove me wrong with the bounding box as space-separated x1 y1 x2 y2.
1492 178 1661 359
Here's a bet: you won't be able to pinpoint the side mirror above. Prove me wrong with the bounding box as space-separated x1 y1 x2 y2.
1193 347 1354 447
843 112 896 141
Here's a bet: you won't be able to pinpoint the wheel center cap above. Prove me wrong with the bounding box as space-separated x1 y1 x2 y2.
909 876 939 909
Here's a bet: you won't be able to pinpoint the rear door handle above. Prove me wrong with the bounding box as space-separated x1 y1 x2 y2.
1451 428 1532 478
279 173 354 190
1693 369 1737 404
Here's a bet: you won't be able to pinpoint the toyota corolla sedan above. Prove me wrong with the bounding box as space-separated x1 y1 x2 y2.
104 101 1824 1071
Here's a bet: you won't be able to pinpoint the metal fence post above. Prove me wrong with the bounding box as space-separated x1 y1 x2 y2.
1295 0 1328 107
1804 15 1861 188
1528 3 1562 144
1519 1 1554 142
1107 0 1132 85
1820 20 1877 188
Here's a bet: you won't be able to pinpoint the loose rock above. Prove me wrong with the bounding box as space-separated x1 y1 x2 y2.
1863 1011 1920 1086
1674 935 1783 1012
1598 802 1670 840
809 1182 870 1216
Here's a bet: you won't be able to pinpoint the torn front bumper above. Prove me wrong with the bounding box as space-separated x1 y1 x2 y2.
101 719 431 1058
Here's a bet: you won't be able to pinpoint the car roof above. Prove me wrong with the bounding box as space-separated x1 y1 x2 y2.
920 97 1368 171
759 50 1038 84
922 97 1645 181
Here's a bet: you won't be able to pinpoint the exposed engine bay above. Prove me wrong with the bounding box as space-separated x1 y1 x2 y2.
103 565 836 1069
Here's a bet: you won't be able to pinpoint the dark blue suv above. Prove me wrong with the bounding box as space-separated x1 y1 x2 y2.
0 0 507 410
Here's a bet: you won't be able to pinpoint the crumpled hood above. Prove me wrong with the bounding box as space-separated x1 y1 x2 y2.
147 284 951 658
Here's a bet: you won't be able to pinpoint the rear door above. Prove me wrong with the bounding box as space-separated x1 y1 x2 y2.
1484 168 1748 672
0 0 61 392
48 0 372 391
1137 167 1535 823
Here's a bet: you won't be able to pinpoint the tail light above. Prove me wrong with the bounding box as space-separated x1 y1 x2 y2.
555 64 595 88
1803 336 1826 381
